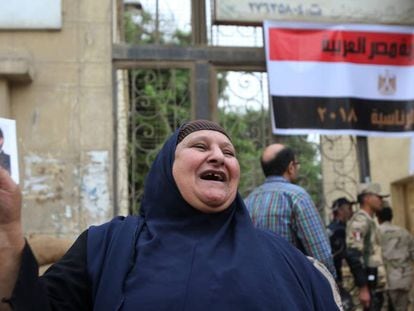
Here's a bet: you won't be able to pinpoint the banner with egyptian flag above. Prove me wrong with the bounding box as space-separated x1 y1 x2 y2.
264 20 414 136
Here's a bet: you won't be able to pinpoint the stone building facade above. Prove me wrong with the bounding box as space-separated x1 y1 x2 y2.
0 0 116 238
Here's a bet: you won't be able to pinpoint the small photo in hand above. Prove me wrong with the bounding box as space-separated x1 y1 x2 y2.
0 118 19 184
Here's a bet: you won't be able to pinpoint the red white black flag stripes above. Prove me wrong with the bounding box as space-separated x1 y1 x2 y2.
264 21 414 136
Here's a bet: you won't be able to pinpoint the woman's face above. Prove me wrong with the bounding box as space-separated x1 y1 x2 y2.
173 130 240 213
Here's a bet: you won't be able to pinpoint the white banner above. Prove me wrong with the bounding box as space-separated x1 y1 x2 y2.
264 21 414 136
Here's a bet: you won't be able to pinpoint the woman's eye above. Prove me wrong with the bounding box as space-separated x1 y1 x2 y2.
223 150 235 157
193 144 207 150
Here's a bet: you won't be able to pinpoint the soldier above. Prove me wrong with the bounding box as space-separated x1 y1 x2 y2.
377 202 414 311
346 183 388 311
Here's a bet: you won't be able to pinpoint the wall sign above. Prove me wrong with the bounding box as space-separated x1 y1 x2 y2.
213 0 414 26
0 0 61 30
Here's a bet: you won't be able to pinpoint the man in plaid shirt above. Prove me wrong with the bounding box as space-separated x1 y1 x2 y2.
245 143 336 277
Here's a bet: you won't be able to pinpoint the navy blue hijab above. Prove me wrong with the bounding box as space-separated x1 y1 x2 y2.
88 125 340 311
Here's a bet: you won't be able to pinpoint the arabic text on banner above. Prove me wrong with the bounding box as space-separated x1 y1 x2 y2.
264 21 414 136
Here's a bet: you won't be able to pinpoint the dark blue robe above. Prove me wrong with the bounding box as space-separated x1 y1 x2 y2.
9 127 341 311
87 128 341 311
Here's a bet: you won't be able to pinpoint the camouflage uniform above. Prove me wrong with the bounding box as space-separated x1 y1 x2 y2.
379 221 414 311
346 209 386 311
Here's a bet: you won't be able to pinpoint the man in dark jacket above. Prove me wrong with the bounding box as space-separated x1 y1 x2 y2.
327 197 355 311
327 197 354 283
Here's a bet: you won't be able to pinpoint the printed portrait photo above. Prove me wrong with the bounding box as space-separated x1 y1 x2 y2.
0 118 19 184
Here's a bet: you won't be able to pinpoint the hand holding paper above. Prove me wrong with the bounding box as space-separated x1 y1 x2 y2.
0 131 23 309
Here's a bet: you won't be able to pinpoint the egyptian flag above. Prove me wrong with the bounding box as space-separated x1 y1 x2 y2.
264 21 414 136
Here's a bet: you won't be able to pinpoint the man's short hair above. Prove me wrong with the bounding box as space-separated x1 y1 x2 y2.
377 206 393 222
261 147 295 177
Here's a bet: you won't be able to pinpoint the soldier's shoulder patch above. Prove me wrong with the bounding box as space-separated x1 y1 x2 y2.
352 230 362 241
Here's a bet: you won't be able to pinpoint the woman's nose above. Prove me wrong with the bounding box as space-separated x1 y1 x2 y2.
208 145 225 164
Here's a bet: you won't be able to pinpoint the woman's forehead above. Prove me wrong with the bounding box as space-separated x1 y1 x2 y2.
178 130 233 145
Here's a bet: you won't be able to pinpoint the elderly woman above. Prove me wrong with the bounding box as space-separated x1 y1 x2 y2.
0 120 342 310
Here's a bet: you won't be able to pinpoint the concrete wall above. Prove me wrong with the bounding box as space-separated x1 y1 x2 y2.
321 135 360 222
391 175 414 234
369 137 411 196
0 0 115 238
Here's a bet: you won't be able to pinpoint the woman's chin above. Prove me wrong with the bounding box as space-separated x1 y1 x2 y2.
192 197 229 213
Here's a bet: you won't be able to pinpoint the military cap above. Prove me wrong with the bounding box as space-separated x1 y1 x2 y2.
358 183 389 198
331 197 355 211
